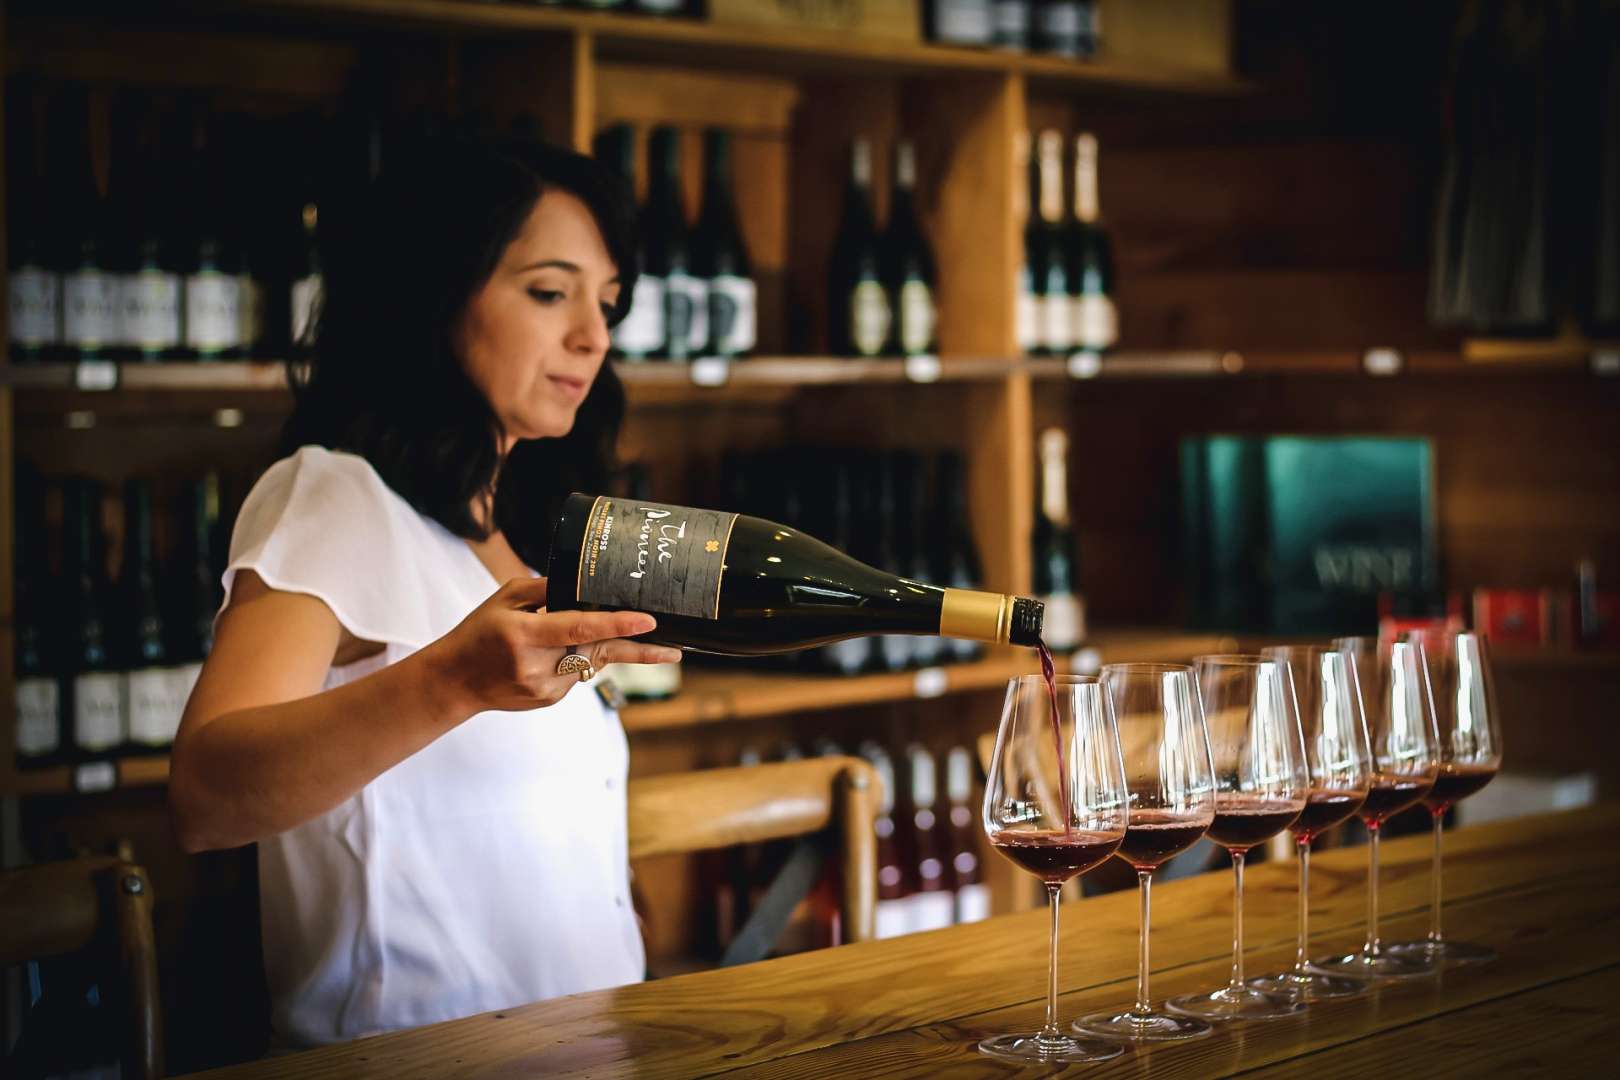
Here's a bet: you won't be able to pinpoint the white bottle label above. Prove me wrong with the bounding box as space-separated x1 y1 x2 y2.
185 271 242 353
9 267 60 347
664 271 708 356
126 667 187 747
121 271 182 351
898 279 936 356
708 275 756 356
637 0 683 12
825 637 871 675
613 274 665 357
935 0 993 44
851 279 892 356
74 671 125 752
16 676 61 756
1041 1 1084 37
1073 294 1118 350
682 276 710 354
1040 592 1085 653
1040 294 1073 353
238 274 265 350
909 889 957 933
874 897 912 940
291 274 323 344
62 271 120 348
1015 270 1040 353
993 0 1030 38
955 881 992 924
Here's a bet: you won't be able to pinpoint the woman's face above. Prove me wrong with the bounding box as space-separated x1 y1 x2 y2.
456 189 621 448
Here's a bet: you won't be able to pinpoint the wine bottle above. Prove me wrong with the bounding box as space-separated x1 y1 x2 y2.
15 473 63 767
991 0 1032 50
182 124 244 361
594 124 665 361
1013 131 1039 356
7 84 61 363
946 746 992 923
65 479 125 758
545 492 1043 655
1067 132 1117 355
114 93 184 363
883 140 938 358
596 466 683 701
230 117 271 360
1034 427 1085 653
692 129 756 359
860 742 913 939
925 0 993 46
822 459 876 675
1035 0 1087 57
645 126 705 360
932 452 989 662
1032 130 1073 356
57 89 120 364
121 480 188 753
904 743 955 932
291 197 323 354
827 138 891 358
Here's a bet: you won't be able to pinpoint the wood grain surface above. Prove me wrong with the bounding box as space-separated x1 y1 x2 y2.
185 804 1620 1078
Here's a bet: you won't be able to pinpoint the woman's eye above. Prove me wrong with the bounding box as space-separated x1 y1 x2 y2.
528 288 565 304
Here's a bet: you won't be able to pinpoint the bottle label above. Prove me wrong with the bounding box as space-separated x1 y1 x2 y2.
874 897 912 940
185 271 242 353
1040 1 1084 39
1040 592 1085 653
664 271 704 358
898 279 936 356
121 271 182 351
74 671 125 752
1039 293 1073 353
637 0 683 11
1015 270 1040 353
62 270 120 348
291 274 323 345
574 496 738 620
825 637 872 675
708 275 756 357
935 0 993 44
1073 294 1117 350
9 267 60 347
992 0 1030 40
909 889 956 932
955 881 992 923
850 279 891 357
238 274 266 351
126 667 187 747
613 275 666 357
16 676 61 757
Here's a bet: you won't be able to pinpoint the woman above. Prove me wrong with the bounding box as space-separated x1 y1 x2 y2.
168 137 681 1048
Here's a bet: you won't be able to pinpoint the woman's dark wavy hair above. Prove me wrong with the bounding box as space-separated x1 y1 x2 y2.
281 135 633 569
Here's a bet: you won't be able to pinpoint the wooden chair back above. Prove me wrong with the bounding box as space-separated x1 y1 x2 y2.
0 856 163 1080
627 755 879 944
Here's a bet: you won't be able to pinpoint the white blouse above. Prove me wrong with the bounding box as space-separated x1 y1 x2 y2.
223 445 644 1048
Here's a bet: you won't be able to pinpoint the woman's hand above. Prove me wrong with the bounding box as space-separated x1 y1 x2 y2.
420 576 680 716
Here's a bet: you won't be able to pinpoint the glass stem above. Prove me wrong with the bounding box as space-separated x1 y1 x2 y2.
1135 871 1153 1015
1364 823 1382 958
1294 836 1311 974
1043 883 1062 1039
1228 849 1247 991
1428 809 1445 945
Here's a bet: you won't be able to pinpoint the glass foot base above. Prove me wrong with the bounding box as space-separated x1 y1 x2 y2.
1248 967 1368 1002
977 1031 1125 1063
1311 948 1437 980
1386 938 1498 966
1075 1008 1213 1042
1166 984 1304 1021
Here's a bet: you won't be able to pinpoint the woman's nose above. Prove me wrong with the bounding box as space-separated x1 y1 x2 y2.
568 298 612 355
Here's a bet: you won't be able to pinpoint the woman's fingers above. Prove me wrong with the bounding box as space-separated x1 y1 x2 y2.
500 575 550 611
588 639 684 668
533 609 656 647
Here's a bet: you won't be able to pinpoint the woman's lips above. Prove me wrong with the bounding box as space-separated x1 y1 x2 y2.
547 374 589 399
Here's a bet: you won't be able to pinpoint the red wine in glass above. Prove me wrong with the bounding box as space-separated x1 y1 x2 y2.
1206 797 1303 850
1359 773 1433 826
1290 789 1366 841
990 829 1123 885
1423 763 1497 813
1115 810 1210 871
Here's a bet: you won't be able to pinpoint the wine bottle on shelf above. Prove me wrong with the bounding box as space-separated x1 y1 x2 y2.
57 89 121 364
904 743 956 932
1033 427 1085 653
874 454 916 673
692 129 756 359
291 196 323 355
122 480 188 753
1032 130 1073 356
645 126 704 360
925 0 993 46
65 479 126 759
15 473 63 767
182 125 244 362
230 117 272 360
946 746 991 923
827 137 891 358
822 459 876 676
594 124 665 361
932 452 988 663
883 140 938 359
1013 131 1040 357
860 742 913 939
1067 132 1117 356
114 93 185 363
545 491 1044 656
991 0 1032 50
1035 0 1089 58
904 456 946 668
8 83 61 363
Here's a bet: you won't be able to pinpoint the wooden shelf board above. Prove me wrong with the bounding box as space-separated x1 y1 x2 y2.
3 361 293 392
3 754 170 798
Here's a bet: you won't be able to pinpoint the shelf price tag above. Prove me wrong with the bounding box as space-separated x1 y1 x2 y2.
73 761 118 794
74 360 119 392
1362 348 1403 377
903 354 942 383
1066 351 1103 380
1592 350 1619 377
913 666 948 699
689 357 730 388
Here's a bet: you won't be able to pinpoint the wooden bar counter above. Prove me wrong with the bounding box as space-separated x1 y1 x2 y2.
190 805 1620 1078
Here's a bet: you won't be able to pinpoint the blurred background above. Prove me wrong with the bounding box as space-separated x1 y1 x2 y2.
2 0 1617 1073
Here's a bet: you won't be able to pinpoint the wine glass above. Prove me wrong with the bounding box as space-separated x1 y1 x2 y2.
1386 631 1504 966
1167 655 1308 1022
980 674 1129 1064
1247 646 1372 1002
1313 637 1442 980
1073 663 1217 1043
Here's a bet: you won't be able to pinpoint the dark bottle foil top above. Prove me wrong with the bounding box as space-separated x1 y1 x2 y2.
1010 596 1045 647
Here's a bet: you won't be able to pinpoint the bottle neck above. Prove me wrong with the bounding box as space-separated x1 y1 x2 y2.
1039 429 1071 527
1037 131 1064 226
851 138 874 193
1074 133 1100 225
